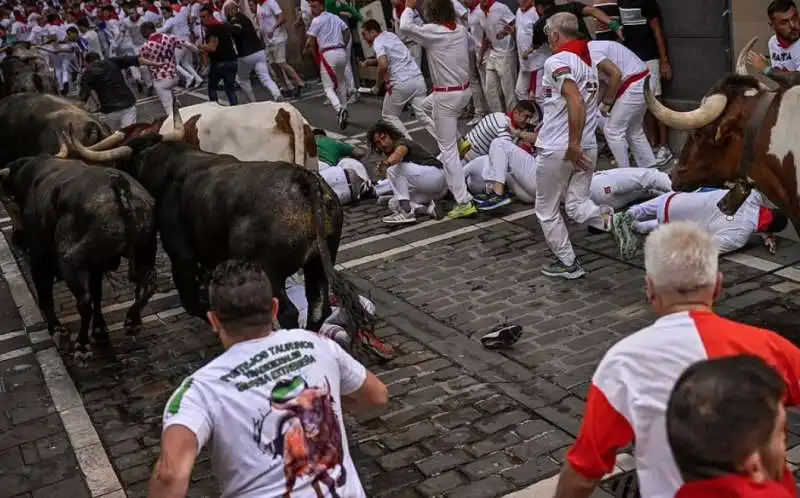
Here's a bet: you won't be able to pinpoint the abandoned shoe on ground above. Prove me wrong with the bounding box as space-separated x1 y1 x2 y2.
480 324 522 349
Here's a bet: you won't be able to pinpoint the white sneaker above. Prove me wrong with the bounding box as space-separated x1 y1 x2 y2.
426 200 443 220
382 210 416 224
654 146 674 166
599 205 615 232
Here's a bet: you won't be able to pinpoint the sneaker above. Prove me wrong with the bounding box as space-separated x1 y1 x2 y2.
458 138 472 159
357 330 393 360
611 212 641 260
654 146 674 166
447 202 478 219
347 92 360 105
338 109 349 130
426 200 443 220
540 258 586 279
599 205 614 232
480 324 523 349
382 210 416 224
466 116 482 126
474 192 512 212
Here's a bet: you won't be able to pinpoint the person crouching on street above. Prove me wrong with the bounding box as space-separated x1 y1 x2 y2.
369 121 447 225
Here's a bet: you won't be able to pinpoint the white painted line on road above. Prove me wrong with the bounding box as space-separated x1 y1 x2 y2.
0 234 124 496
340 217 447 251
324 130 348 140
724 253 800 283
0 346 32 363
0 329 25 343
337 208 537 270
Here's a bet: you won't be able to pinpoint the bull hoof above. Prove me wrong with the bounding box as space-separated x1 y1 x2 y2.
73 347 93 367
123 318 142 336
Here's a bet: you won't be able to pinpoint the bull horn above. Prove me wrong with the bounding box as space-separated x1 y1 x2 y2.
735 36 771 91
55 130 69 159
65 123 133 162
161 96 185 142
87 131 126 151
644 76 728 130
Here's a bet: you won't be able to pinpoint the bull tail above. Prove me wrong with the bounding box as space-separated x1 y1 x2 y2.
308 176 374 348
290 110 305 168
107 171 139 277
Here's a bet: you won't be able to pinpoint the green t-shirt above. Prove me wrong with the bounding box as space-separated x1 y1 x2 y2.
325 0 363 23
315 136 354 166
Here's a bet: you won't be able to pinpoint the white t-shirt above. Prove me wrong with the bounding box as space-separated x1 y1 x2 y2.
142 8 163 26
159 8 191 40
257 0 287 44
372 31 421 85
163 330 368 498
28 24 45 45
768 34 800 71
121 16 146 47
299 0 312 33
399 7 470 88
467 6 484 55
392 5 421 44
590 168 672 210
82 29 104 56
537 50 599 150
451 0 469 23
10 20 29 41
482 1 515 54
655 189 764 254
588 40 647 81
307 11 347 51
515 7 538 70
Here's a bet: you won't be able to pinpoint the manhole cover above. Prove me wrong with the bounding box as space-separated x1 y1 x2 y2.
600 470 640 498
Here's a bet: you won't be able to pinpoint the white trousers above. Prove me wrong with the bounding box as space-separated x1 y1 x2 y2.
320 48 348 113
535 148 604 266
422 89 473 204
153 77 179 116
484 51 517 113
516 68 544 105
382 76 436 139
56 53 76 86
175 46 201 86
386 161 448 210
344 38 356 93
237 51 281 101
463 139 538 203
602 84 657 168
101 106 137 130
407 42 423 70
469 52 489 118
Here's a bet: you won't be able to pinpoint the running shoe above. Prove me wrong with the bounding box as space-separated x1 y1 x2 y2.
480 324 523 349
357 329 393 360
474 192 512 212
611 212 641 260
458 138 472 159
447 202 478 219
383 210 416 224
540 258 586 279
426 200 444 220
338 109 349 130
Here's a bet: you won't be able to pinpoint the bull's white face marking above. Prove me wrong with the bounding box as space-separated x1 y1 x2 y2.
744 89 759 97
768 85 800 201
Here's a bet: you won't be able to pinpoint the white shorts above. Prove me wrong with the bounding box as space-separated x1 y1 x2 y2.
645 59 662 97
267 42 287 64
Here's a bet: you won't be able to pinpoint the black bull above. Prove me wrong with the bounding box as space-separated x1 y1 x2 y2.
0 155 157 364
0 44 59 98
65 131 375 347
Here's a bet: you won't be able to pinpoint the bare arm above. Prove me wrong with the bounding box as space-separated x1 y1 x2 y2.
583 6 623 41
304 34 318 60
597 59 622 106
649 17 670 80
382 144 408 166
376 54 389 88
146 426 198 498
198 35 218 52
342 372 388 411
553 463 602 498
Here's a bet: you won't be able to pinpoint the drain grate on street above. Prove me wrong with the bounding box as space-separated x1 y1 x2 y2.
600 470 641 498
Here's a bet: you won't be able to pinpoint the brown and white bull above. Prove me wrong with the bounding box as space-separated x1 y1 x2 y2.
644 37 800 233
157 101 320 171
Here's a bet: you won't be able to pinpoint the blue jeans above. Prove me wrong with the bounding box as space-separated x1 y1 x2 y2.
208 60 238 105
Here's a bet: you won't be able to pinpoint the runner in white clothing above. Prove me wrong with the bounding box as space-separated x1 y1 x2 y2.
305 0 350 129
159 4 202 87
149 260 388 498
391 0 422 69
535 12 612 280
611 189 789 259
589 168 671 210
466 0 489 126
589 40 657 169
479 0 517 112
360 20 436 139
257 0 308 96
513 0 543 105
399 0 477 220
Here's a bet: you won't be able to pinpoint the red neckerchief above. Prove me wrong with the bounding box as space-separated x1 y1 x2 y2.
481 0 496 14
146 5 159 13
468 0 479 12
778 37 793 49
204 16 222 25
757 206 775 232
554 39 592 67
84 5 95 15
14 13 25 22
149 32 165 42
50 19 64 25
439 21 456 30
171 4 182 12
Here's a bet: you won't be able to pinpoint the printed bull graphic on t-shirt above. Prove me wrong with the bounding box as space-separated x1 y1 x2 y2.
253 376 346 497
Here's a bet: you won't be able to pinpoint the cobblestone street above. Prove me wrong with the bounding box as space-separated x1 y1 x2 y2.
2 81 800 498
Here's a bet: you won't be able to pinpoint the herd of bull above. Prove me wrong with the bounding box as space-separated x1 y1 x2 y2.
0 92 373 365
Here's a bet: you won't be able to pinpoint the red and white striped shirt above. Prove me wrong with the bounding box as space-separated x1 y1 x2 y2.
140 32 181 80
567 310 800 498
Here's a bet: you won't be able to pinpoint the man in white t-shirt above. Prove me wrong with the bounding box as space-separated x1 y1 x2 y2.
148 260 388 498
535 12 612 280
360 20 436 139
768 0 800 71
305 0 350 129
257 0 307 96
392 0 422 69
159 4 203 87
466 0 489 126
589 40 657 169
513 0 546 105
611 188 789 259
479 0 517 112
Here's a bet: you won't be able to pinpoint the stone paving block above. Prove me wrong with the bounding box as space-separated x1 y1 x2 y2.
466 431 522 458
510 429 575 460
501 455 561 486
462 452 517 481
421 427 484 454
416 470 467 497
378 446 428 472
0 414 63 452
367 466 425 497
415 449 473 477
474 410 530 434
445 475 512 498
433 406 483 429
30 476 90 498
381 421 437 451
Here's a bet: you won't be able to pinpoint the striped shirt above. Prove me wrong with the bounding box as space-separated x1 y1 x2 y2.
463 112 511 161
